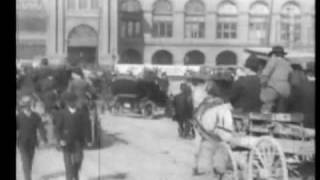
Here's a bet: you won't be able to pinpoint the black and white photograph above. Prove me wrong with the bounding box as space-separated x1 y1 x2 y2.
16 0 315 179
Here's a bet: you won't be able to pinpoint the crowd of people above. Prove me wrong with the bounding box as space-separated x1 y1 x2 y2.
169 46 315 179
171 45 315 139
16 45 315 180
17 59 104 180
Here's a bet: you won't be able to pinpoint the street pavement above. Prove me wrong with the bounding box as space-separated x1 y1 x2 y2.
16 110 311 180
16 112 214 180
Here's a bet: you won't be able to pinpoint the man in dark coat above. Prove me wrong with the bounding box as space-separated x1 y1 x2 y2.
55 92 90 180
173 83 193 138
17 94 47 180
229 59 262 113
287 66 315 128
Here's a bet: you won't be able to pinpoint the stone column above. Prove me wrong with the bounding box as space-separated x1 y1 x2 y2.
56 0 65 57
98 0 109 66
143 11 152 39
173 11 184 41
300 14 310 46
269 14 280 45
206 12 216 41
110 0 119 64
46 0 56 58
238 12 249 43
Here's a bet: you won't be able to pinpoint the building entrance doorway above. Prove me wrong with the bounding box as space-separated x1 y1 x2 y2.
67 25 98 65
67 47 97 65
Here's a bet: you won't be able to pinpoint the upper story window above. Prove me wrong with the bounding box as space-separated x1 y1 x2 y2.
152 0 173 38
79 0 88 9
216 2 238 39
67 0 98 10
248 2 269 43
120 0 143 38
16 0 47 33
280 3 301 44
67 0 76 9
91 0 99 9
184 0 205 39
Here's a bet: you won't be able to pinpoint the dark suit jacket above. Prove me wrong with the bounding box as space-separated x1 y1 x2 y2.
173 93 193 121
229 75 262 113
17 112 47 148
55 107 90 151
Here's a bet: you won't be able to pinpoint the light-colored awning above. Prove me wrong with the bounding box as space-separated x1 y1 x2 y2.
244 47 315 64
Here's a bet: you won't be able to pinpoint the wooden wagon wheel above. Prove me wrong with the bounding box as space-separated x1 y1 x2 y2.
220 142 239 180
248 136 288 180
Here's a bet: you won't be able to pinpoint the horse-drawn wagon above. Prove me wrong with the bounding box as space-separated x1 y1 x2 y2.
187 65 314 180
197 111 315 180
109 74 170 118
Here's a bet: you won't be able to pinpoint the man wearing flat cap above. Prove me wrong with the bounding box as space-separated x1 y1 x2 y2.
17 94 47 180
55 92 90 180
260 45 293 112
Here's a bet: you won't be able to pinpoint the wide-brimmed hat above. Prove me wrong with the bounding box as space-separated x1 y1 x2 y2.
268 46 287 57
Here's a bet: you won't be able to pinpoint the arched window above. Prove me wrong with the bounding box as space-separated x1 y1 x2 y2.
120 0 143 38
216 50 237 65
280 3 301 44
120 49 143 64
216 2 238 39
249 2 269 43
152 0 173 38
184 0 205 38
152 50 173 64
184 50 205 65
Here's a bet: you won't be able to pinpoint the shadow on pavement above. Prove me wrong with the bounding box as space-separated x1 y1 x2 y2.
88 172 128 180
39 171 65 180
86 131 129 150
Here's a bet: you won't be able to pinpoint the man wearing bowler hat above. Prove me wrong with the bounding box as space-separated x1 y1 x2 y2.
17 94 47 180
260 45 292 112
55 92 90 180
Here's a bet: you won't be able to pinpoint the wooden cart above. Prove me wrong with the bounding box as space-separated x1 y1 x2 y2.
215 112 315 180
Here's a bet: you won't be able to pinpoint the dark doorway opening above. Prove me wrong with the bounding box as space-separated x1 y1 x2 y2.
152 50 173 64
68 47 97 66
120 49 143 64
216 50 237 65
184 50 205 65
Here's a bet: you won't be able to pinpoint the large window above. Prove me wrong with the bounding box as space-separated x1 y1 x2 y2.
280 3 301 44
152 0 173 38
249 2 269 43
184 0 205 38
216 2 238 39
68 0 98 10
79 0 87 9
91 0 99 9
67 0 76 9
120 0 143 38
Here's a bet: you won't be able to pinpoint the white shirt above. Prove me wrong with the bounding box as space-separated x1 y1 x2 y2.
191 84 208 109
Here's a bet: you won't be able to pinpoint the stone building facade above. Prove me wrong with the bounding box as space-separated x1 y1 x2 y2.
16 0 315 66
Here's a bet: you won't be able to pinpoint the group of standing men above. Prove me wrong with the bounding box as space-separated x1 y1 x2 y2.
17 59 95 180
